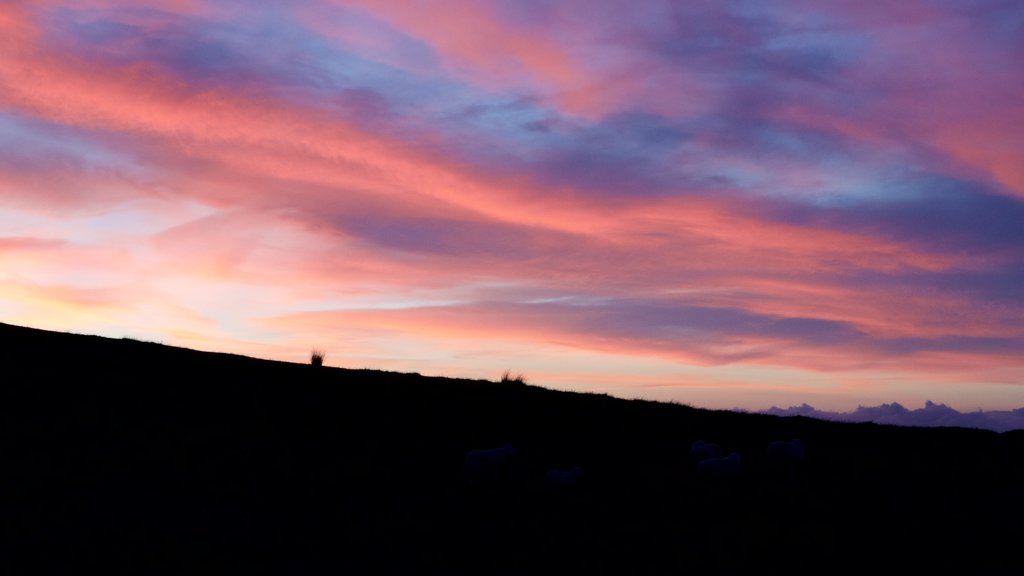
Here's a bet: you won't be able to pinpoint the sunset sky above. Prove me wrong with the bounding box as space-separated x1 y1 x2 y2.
2 0 1023 414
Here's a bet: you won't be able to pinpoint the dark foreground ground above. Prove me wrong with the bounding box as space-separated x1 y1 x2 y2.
2 322 1022 574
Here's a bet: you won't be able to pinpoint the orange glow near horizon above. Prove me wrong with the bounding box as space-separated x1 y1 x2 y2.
2 0 1023 416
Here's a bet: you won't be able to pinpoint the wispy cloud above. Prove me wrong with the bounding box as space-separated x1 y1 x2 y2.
1 0 1022 411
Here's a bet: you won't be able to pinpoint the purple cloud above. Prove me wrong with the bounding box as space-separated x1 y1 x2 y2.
2 0 1022 413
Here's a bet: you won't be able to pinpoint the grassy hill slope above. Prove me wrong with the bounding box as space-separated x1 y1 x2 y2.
2 322 1021 574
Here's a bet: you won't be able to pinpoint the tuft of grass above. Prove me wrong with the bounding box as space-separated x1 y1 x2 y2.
500 369 527 385
310 349 326 367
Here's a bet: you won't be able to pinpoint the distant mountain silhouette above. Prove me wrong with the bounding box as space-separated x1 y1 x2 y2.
2 321 1021 574
762 401 1024 432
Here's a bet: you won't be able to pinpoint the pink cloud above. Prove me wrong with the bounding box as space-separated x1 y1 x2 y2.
786 0 1024 199
307 0 714 119
2 1 1022 413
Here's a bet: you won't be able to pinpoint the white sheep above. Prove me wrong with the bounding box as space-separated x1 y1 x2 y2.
463 444 516 487
689 440 723 463
696 452 743 479
543 466 584 489
766 439 804 463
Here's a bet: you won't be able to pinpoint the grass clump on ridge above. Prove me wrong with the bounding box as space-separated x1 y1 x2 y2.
500 369 527 384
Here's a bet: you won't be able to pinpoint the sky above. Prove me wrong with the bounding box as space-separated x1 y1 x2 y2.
2 0 1023 419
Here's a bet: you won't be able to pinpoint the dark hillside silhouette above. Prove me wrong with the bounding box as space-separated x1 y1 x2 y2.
1 322 1021 574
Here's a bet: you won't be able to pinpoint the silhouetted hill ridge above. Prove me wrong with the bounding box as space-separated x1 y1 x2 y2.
2 321 1021 574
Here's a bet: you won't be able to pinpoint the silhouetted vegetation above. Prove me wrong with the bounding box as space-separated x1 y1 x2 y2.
310 348 325 367
1 322 1021 574
500 368 527 385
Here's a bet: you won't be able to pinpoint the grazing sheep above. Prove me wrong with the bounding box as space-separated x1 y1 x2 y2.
463 444 516 487
696 452 743 480
690 440 723 463
766 439 804 463
543 466 584 489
